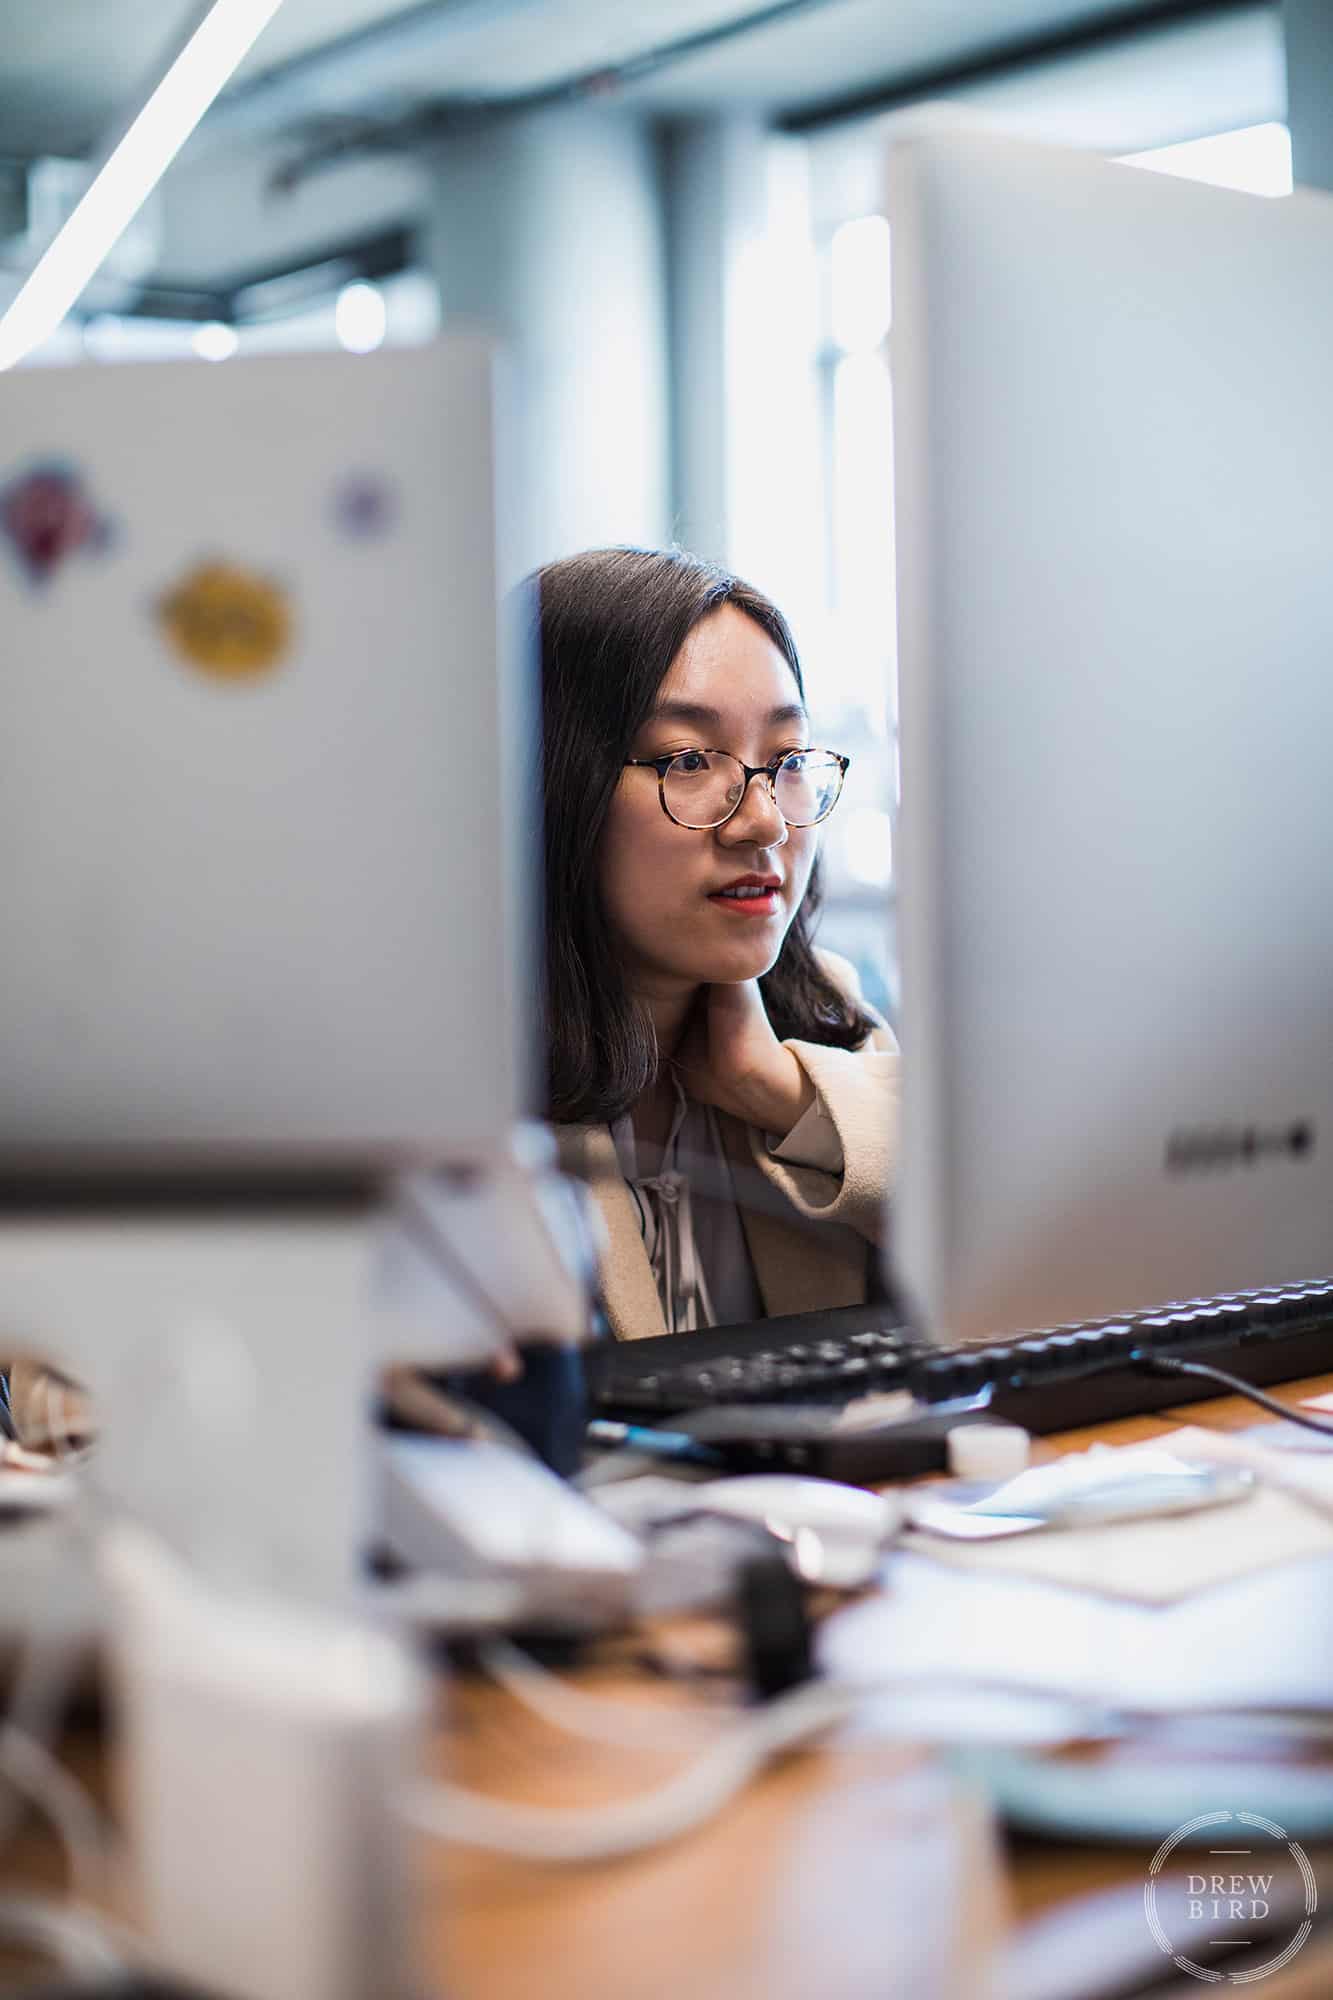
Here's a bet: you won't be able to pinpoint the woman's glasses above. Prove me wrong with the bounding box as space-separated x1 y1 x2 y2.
624 747 850 830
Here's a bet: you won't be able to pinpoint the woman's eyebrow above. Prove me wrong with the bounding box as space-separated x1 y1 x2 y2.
648 699 808 728
646 700 721 728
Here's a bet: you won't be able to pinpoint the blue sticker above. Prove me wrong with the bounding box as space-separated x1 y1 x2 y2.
332 471 397 540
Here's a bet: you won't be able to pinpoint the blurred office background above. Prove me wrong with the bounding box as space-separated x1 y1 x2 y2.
4 0 1329 1016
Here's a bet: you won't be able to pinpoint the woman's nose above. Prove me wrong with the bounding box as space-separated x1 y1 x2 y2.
719 772 787 848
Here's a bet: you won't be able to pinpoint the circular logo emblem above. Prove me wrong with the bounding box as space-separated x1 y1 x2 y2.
1144 1811 1316 1984
157 561 291 680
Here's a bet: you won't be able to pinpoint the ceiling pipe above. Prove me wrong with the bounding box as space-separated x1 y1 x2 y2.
190 0 837 161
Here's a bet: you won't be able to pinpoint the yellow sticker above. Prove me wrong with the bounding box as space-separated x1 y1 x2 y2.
157 561 291 680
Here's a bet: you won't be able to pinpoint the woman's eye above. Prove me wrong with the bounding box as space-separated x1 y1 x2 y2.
673 750 709 773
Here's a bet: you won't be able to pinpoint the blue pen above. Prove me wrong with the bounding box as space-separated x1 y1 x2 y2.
586 1419 724 1467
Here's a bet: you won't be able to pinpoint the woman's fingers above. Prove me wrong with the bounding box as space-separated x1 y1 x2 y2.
673 982 812 1135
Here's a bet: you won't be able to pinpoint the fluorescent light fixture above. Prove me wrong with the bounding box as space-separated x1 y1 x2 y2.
0 0 286 372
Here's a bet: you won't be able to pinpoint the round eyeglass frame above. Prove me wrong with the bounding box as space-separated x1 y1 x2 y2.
623 747 851 830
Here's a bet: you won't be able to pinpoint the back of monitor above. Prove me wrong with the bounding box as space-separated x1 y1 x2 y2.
0 338 533 1177
890 128 1333 1341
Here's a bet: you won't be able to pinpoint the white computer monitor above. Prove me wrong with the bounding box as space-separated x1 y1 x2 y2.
889 126 1333 1344
0 338 534 1183
0 338 595 1610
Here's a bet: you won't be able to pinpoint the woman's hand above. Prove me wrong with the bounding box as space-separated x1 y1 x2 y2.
674 980 815 1137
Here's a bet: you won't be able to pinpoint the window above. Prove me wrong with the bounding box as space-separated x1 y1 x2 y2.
803 204 897 1011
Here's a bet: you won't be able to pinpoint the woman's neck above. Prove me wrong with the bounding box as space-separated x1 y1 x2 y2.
627 981 698 1161
640 981 698 1061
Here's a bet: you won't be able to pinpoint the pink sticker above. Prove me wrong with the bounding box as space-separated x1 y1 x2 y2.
1 462 114 586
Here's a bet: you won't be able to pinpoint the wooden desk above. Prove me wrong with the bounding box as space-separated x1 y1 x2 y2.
427 1372 1333 1998
6 1374 1333 1998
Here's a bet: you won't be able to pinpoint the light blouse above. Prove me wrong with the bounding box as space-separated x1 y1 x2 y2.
609 1071 845 1333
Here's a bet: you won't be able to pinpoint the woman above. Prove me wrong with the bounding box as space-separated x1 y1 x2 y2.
539 546 900 1341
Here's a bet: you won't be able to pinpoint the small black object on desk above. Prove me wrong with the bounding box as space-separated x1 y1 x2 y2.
737 1551 815 1700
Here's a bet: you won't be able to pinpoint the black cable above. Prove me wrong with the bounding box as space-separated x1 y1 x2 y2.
1135 1353 1333 1437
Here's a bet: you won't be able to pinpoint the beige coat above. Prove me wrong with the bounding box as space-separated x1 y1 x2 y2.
557 954 900 1341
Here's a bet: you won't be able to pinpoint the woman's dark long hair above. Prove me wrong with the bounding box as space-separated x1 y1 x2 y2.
536 546 876 1125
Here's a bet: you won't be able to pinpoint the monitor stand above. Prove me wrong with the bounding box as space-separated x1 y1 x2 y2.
0 1127 594 2000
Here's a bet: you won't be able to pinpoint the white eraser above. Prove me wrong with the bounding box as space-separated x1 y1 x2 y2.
947 1423 1031 1482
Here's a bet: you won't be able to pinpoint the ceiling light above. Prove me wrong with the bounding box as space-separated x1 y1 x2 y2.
335 281 386 355
0 0 286 372
193 320 239 361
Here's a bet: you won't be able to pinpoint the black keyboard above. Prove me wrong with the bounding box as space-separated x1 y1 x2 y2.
585 1283 1333 1480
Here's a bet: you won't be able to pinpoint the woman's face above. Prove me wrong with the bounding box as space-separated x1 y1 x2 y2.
599 605 819 998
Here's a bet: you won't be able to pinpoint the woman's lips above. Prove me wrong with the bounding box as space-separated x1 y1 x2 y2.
707 889 781 917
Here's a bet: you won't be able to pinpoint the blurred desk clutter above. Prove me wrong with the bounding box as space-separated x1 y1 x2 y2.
5 1368 1333 1996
